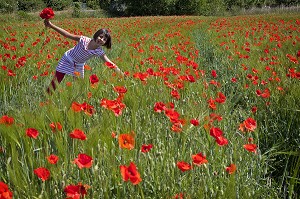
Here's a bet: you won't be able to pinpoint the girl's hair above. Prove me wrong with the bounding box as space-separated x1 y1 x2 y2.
93 28 112 49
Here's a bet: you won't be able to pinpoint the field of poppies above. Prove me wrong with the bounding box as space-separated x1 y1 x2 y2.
0 11 299 198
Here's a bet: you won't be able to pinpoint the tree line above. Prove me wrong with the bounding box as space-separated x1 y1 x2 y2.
0 0 299 16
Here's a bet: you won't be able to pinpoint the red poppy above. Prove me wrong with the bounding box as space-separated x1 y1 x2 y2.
49 122 62 132
34 167 50 181
154 102 166 113
215 92 226 104
114 86 127 94
192 153 208 166
211 70 217 78
39 7 55 19
190 119 199 126
226 163 236 174
73 153 93 169
120 162 142 185
100 98 126 117
215 136 228 146
64 182 89 199
207 98 217 110
243 144 257 153
105 61 116 69
118 132 135 150
243 117 257 132
209 127 223 138
0 115 14 126
174 193 185 199
71 102 82 112
176 161 192 172
141 144 153 153
47 154 59 164
26 128 39 139
70 129 87 140
171 89 180 100
89 74 99 85
0 181 13 199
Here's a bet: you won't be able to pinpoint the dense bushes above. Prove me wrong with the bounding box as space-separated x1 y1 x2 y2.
0 0 71 13
0 0 299 18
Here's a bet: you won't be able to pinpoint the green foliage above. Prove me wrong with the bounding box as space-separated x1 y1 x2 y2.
17 0 45 12
0 0 17 13
86 0 100 9
72 2 81 17
43 0 72 11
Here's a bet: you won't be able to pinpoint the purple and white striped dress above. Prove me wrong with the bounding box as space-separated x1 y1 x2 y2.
56 36 105 77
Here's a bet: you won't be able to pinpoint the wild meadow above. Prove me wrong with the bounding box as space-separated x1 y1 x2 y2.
0 12 299 198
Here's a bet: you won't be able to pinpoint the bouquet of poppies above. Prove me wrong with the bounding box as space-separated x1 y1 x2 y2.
40 7 55 19
39 8 55 48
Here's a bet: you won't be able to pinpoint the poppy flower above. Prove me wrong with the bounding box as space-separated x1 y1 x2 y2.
215 92 226 104
176 161 192 172
226 163 236 174
174 193 185 199
207 98 217 110
211 70 217 78
39 7 55 19
64 182 89 199
243 144 257 153
190 119 199 126
73 153 93 169
192 153 208 166
89 74 99 85
49 122 62 132
215 136 228 146
47 154 59 164
118 132 135 150
141 144 153 153
26 128 39 139
105 61 116 69
0 115 14 126
154 102 166 113
243 117 257 132
34 167 50 181
120 162 142 185
209 127 223 138
114 86 127 94
100 98 126 117
70 129 87 140
71 102 82 112
0 181 13 199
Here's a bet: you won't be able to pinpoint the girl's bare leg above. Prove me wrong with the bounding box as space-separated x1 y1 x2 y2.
46 71 65 94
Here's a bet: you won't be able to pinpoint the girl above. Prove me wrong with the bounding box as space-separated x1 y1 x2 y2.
43 19 123 94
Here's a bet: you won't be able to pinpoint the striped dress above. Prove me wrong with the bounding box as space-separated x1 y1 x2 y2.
56 36 105 78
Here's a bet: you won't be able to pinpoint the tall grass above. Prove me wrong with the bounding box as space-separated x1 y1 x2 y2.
0 13 299 198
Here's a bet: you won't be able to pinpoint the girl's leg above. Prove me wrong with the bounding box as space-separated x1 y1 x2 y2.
47 71 65 94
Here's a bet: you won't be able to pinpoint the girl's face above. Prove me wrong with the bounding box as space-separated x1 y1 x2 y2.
95 34 107 46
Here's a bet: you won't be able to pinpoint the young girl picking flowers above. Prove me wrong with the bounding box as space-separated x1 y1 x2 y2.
43 19 124 94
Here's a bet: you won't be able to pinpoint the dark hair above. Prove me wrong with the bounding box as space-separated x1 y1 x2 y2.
93 28 111 49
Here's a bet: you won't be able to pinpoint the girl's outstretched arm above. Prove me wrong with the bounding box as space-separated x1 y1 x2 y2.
44 19 80 42
101 54 124 77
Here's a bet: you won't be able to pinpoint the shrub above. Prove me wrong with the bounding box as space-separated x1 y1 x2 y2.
0 0 17 13
17 0 45 12
72 2 81 18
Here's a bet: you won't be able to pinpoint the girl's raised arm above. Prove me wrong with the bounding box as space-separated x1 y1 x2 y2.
44 19 80 42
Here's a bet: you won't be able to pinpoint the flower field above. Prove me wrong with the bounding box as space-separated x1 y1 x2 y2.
0 13 299 198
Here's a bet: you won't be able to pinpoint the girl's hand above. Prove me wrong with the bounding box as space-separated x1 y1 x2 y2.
44 19 52 28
